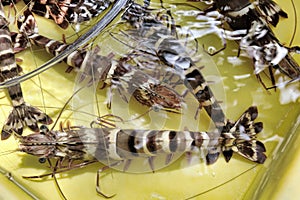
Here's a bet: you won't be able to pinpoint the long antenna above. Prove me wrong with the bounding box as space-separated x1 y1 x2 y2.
289 0 297 46
0 0 131 89
185 165 259 199
50 87 84 131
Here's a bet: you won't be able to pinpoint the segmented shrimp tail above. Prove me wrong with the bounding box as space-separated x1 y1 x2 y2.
1 103 52 140
221 106 267 164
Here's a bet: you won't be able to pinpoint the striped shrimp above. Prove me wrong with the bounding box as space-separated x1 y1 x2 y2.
189 0 300 88
15 8 184 112
0 1 295 199
16 106 266 198
0 2 52 140
109 1 234 132
22 0 114 29
0 0 130 88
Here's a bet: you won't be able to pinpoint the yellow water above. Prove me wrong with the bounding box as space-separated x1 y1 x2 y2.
0 0 299 199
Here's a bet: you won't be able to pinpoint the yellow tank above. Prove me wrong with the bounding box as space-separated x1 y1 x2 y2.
0 0 299 199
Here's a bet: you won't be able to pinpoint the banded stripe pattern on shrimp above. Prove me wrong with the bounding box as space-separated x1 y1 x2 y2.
0 3 268 198
0 0 299 200
0 0 131 88
107 0 250 134
187 0 300 89
12 1 186 129
22 0 114 29
0 38 264 198
0 1 53 140
0 2 99 197
15 8 186 115
10 101 266 199
71 1 298 198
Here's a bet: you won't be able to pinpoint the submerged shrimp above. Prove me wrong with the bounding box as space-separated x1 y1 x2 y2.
0 2 52 140
15 105 266 198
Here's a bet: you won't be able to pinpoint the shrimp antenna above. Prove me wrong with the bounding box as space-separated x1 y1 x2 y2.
46 159 67 200
289 0 297 46
51 87 85 131
185 164 259 199
0 0 131 89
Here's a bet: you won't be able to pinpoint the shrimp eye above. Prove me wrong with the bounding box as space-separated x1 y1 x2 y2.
18 15 25 22
39 158 46 163
40 125 49 134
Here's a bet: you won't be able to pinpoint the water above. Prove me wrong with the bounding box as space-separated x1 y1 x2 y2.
0 0 299 199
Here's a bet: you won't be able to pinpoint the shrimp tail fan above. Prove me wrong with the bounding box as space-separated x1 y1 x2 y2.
221 106 267 164
1 103 53 140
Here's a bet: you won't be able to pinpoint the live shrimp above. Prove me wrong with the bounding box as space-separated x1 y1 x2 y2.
17 106 266 198
0 2 52 140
